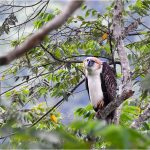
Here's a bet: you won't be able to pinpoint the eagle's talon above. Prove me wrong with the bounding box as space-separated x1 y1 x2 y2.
97 100 104 109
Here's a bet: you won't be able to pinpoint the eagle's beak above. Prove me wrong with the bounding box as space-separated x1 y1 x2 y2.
87 60 94 67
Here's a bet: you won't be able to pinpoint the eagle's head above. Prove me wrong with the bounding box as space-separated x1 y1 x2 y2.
83 57 102 75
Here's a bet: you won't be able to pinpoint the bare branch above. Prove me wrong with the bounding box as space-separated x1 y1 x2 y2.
131 104 150 129
0 132 15 140
129 14 150 31
0 0 43 8
96 90 134 120
123 18 141 38
0 0 84 66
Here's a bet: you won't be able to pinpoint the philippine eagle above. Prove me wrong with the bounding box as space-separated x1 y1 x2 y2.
83 57 117 123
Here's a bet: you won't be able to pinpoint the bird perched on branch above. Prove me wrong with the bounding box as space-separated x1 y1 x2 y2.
83 57 117 123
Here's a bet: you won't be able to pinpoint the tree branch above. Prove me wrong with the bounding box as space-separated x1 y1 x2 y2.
41 44 121 65
40 44 83 63
123 18 141 38
113 0 132 90
96 90 134 119
0 65 62 96
31 78 85 127
0 132 16 140
131 104 150 129
0 0 84 66
113 0 133 125
0 0 43 8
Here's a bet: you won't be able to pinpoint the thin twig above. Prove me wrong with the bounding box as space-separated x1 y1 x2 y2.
31 78 85 127
0 132 16 140
40 44 82 63
0 65 62 96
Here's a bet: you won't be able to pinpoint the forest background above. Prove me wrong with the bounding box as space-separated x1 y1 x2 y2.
0 0 150 149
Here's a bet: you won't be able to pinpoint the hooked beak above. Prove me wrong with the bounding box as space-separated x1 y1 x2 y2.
87 60 95 67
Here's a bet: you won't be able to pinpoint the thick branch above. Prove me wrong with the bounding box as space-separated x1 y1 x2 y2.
96 90 134 119
112 0 133 124
113 0 132 91
131 104 150 129
0 0 83 66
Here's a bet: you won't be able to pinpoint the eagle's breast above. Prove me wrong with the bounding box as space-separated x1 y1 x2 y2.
87 69 104 108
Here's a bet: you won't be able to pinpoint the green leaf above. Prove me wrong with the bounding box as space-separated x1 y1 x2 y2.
85 9 91 17
92 10 97 16
22 88 29 95
45 14 54 22
136 0 143 8
85 104 93 111
77 16 84 21
81 4 87 10
100 125 149 149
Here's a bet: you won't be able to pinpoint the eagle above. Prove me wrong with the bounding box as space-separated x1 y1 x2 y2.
83 57 117 123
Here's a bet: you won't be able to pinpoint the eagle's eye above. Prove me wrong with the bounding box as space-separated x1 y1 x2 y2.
86 59 95 63
91 60 95 63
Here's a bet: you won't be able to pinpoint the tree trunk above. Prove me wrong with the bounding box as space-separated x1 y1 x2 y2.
112 0 132 124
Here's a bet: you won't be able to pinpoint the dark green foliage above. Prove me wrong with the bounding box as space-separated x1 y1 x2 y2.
0 0 150 149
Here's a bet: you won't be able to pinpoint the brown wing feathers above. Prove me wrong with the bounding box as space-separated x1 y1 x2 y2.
101 62 117 104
